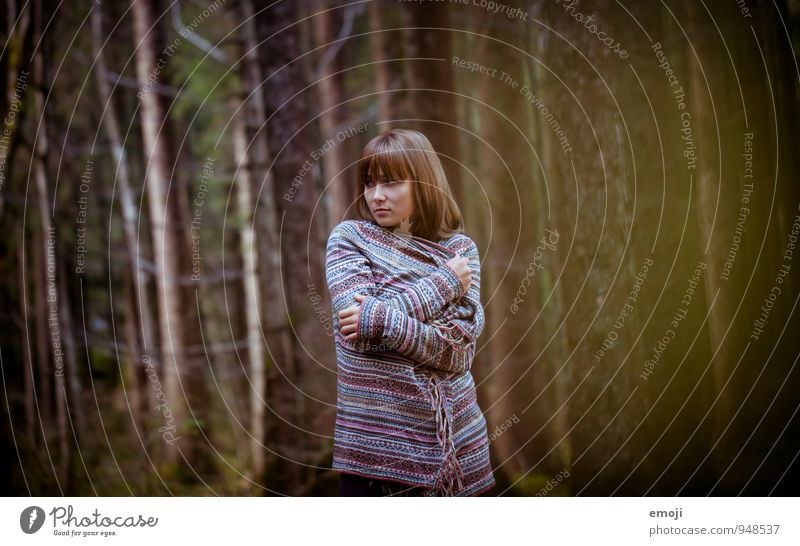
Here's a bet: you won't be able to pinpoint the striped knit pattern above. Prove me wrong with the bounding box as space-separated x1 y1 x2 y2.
325 219 495 496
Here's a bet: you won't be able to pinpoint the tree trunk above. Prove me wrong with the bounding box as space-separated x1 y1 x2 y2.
56 258 83 494
409 4 463 204
18 242 36 445
231 95 266 482
311 1 348 229
472 17 535 486
91 0 153 436
0 0 30 217
239 0 295 491
684 0 735 485
131 0 193 473
31 222 51 427
256 0 329 494
32 0 69 486
368 0 391 125
525 17 572 475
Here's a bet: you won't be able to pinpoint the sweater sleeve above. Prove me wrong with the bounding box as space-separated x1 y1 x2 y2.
357 239 486 374
325 224 465 336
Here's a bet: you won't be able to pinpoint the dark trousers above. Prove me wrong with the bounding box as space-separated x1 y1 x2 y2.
338 472 425 496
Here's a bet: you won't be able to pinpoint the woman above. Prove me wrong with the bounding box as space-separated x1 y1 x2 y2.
325 128 495 496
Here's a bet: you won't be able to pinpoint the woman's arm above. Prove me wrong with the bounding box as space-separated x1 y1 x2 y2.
325 223 465 324
355 240 485 374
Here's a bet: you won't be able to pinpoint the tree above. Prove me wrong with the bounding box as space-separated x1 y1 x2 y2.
131 0 200 475
311 1 349 229
91 0 155 434
409 3 463 203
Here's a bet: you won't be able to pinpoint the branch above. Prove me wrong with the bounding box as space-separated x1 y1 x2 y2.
171 1 229 63
314 4 364 81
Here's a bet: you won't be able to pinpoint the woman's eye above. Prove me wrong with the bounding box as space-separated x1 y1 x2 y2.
364 175 398 188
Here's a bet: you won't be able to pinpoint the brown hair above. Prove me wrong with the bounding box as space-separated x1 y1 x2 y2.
354 128 463 241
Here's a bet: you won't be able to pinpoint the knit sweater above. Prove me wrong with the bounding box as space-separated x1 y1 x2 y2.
325 219 495 496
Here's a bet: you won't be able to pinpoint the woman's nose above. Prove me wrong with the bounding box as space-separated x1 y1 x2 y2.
372 185 386 201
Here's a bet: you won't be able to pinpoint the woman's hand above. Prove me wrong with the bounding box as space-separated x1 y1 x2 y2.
338 294 366 341
446 256 472 296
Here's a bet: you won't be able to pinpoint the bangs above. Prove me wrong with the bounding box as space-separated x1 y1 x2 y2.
360 137 418 184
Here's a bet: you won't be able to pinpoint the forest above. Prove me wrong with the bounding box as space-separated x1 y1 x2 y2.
1 0 799 496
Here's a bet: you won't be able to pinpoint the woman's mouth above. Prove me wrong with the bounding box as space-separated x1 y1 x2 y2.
375 208 390 214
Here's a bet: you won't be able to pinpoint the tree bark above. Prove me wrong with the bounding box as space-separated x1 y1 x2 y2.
311 1 348 229
256 0 328 494
239 0 296 491
368 0 391 125
0 0 30 217
684 0 735 486
18 242 36 446
472 17 534 485
231 95 266 482
91 0 154 435
409 4 463 204
525 17 572 476
131 0 193 472
32 0 71 485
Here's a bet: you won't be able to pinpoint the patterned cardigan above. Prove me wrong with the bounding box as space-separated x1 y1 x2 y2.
325 219 495 496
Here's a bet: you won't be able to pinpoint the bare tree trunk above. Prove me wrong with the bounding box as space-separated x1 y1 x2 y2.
684 0 733 475
32 0 70 482
409 4 463 204
526 20 572 474
131 0 191 470
4 7 34 448
257 0 328 494
91 0 153 435
56 258 83 494
311 1 348 229
0 0 30 217
239 0 295 490
230 95 266 481
31 225 51 426
120 265 146 429
18 243 36 444
473 18 531 483
51 185 84 439
368 0 391 125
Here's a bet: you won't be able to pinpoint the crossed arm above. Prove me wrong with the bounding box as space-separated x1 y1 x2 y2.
325 226 485 374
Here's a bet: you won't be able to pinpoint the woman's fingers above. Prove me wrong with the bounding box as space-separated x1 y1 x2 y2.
338 314 351 328
445 256 472 294
446 256 468 274
338 303 361 337
339 296 367 335
339 314 356 328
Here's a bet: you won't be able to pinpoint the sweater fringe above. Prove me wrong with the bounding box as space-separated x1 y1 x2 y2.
427 374 464 496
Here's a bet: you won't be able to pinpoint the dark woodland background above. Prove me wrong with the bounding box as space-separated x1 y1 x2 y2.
1 0 799 496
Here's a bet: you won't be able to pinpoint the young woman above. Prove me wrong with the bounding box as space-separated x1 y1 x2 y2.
325 128 495 496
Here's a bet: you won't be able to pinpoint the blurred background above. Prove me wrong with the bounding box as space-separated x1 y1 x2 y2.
1 0 799 496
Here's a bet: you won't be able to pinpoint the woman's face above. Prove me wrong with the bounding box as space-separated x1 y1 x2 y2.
364 169 414 229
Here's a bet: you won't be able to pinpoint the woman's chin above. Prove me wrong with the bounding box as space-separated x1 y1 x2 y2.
374 217 397 228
